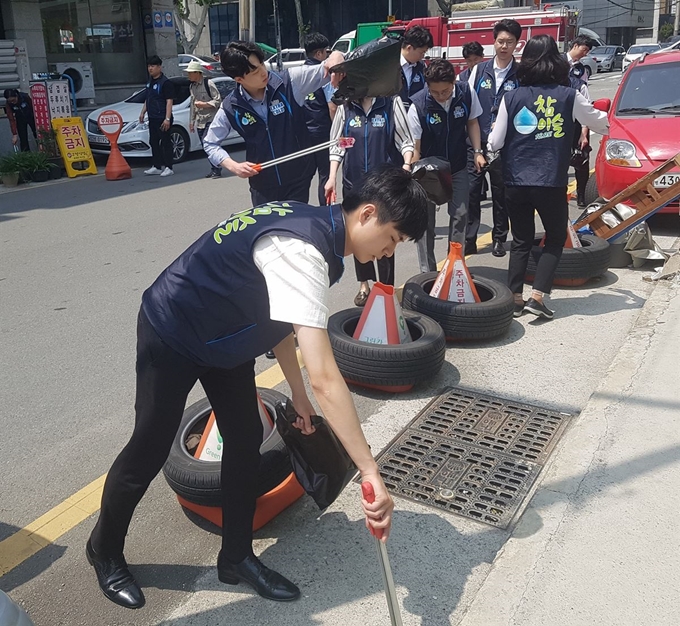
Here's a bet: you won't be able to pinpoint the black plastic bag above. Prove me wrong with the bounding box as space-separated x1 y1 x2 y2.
412 157 453 205
275 399 357 510
330 38 403 100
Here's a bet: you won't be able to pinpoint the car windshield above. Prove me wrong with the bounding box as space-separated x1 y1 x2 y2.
627 45 660 55
125 88 147 104
214 79 236 99
616 62 680 114
591 47 613 55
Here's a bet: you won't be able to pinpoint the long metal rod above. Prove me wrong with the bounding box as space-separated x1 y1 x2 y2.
256 139 342 170
375 539 403 626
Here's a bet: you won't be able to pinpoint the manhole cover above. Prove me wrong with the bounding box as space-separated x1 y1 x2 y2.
375 387 572 528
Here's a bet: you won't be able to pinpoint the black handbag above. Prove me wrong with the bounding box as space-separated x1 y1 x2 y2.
274 399 357 510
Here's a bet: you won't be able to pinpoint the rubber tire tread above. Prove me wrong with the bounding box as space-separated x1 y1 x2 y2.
526 234 610 281
327 309 445 387
162 389 291 507
583 175 600 207
402 273 515 341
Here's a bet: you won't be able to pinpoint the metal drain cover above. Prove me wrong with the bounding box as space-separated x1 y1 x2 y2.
375 387 572 528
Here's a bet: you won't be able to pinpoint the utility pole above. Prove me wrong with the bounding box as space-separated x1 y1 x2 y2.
674 0 680 35
239 0 250 41
273 0 283 71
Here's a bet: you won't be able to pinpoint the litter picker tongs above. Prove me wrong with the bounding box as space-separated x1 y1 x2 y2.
253 137 355 172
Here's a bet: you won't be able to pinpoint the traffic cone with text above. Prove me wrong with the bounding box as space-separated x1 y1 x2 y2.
353 282 412 345
539 220 582 248
430 242 481 303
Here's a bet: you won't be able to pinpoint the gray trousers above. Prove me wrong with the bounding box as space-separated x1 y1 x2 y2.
416 167 470 273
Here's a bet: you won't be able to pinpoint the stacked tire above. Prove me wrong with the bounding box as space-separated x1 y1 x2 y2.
403 273 515 341
162 388 291 507
525 234 611 287
328 309 446 392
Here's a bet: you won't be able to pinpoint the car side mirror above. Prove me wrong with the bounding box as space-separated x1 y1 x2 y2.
593 98 611 113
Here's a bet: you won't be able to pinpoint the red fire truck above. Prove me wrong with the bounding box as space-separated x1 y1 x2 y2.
386 6 579 73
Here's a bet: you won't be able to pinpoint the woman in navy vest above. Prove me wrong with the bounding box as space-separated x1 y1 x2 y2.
487 35 608 319
325 96 415 306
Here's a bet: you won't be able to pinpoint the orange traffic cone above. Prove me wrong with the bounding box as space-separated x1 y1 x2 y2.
353 282 412 344
104 142 132 181
430 242 481 303
539 220 582 248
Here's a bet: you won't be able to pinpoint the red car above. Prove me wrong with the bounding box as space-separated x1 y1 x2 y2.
586 49 680 214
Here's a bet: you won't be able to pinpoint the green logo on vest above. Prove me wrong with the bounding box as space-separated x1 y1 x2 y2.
213 203 294 243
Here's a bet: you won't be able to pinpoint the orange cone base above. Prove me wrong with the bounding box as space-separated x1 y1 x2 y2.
176 472 305 531
105 169 132 181
343 377 414 394
525 274 589 288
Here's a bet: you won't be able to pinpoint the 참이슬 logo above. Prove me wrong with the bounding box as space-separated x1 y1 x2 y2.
513 106 538 135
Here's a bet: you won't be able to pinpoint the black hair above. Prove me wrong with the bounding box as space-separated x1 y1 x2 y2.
3 88 19 99
517 34 570 86
221 41 265 78
425 58 456 83
146 55 162 66
493 19 522 42
571 35 595 50
402 25 434 50
342 165 428 241
462 41 484 59
303 32 330 56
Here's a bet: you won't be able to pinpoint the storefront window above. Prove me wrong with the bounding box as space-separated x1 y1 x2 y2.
40 0 146 86
209 3 239 53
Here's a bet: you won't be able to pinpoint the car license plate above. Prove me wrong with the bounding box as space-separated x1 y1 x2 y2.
88 134 110 145
654 173 680 188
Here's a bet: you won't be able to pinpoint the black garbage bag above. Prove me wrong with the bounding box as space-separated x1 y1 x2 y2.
274 399 357 510
330 38 403 100
412 157 453 205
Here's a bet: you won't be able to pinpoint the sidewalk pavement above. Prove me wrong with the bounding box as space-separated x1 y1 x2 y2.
161 267 679 626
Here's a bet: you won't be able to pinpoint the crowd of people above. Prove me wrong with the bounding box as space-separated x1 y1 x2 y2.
78 23 609 612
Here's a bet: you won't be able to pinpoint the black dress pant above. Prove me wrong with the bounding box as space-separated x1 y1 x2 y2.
249 176 312 206
17 119 37 152
91 309 262 563
148 118 174 170
353 255 395 285
506 186 568 295
466 152 509 245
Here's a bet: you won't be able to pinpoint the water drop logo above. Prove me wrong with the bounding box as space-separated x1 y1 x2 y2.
513 106 538 135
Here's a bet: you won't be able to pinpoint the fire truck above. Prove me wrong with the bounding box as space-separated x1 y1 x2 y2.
346 6 579 74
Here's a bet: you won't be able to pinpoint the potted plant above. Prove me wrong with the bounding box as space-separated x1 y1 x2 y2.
28 151 50 183
14 151 33 183
0 154 21 187
36 128 63 166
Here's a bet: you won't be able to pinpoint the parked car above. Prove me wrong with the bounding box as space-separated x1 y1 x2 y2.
178 53 223 76
585 50 680 215
580 55 598 79
622 43 661 72
659 35 680 49
265 48 307 70
86 76 242 163
586 45 626 72
655 39 680 53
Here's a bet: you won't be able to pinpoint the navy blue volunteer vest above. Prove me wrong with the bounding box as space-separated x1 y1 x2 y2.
473 59 519 142
8 92 34 123
142 202 346 369
563 53 588 82
341 98 395 193
410 82 472 174
146 74 171 119
458 67 472 84
302 58 332 139
501 84 576 187
399 60 426 106
223 71 314 193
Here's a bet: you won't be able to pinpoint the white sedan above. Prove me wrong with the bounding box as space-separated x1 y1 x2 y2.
622 43 661 72
86 76 242 163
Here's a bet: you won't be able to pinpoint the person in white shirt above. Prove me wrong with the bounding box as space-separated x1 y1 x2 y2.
398 25 433 108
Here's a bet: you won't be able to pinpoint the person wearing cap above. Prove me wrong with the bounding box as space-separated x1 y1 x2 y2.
3 89 36 152
185 61 223 179
139 55 175 177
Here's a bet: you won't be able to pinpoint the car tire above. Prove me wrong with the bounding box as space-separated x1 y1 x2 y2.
584 65 592 79
402 273 515 341
170 126 190 163
584 174 600 207
327 308 446 392
525 234 611 287
162 389 292 507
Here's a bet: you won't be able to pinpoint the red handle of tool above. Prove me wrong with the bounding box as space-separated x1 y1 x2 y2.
325 189 336 204
252 163 262 173
361 481 384 540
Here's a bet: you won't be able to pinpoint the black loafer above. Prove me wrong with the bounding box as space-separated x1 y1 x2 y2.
86 539 145 609
524 297 554 319
217 552 300 602
492 241 506 257
464 241 477 256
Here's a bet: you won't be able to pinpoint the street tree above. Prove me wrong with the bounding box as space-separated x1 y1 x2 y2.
174 0 219 54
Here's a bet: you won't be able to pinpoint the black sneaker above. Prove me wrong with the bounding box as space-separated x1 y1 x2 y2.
513 301 525 317
524 298 554 319
210 171 222 179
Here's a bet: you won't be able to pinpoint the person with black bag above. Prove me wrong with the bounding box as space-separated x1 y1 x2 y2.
487 35 608 319
85 166 427 610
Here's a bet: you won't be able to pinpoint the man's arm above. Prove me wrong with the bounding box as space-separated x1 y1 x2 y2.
203 108 259 177
161 97 173 131
288 51 345 106
486 97 508 152
294 324 394 538
466 118 486 171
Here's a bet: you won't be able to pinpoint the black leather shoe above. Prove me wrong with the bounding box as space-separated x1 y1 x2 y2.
217 553 300 602
464 241 477 256
492 240 506 257
86 539 145 609
265 350 276 359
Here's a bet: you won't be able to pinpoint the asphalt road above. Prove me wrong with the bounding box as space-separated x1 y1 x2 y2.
1 72 677 625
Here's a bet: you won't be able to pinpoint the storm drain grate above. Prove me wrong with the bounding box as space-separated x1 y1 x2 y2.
375 387 572 528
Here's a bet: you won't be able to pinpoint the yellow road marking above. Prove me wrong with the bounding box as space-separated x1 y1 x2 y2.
0 229 493 577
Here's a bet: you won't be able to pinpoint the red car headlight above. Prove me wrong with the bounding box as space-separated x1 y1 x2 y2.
605 139 642 168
